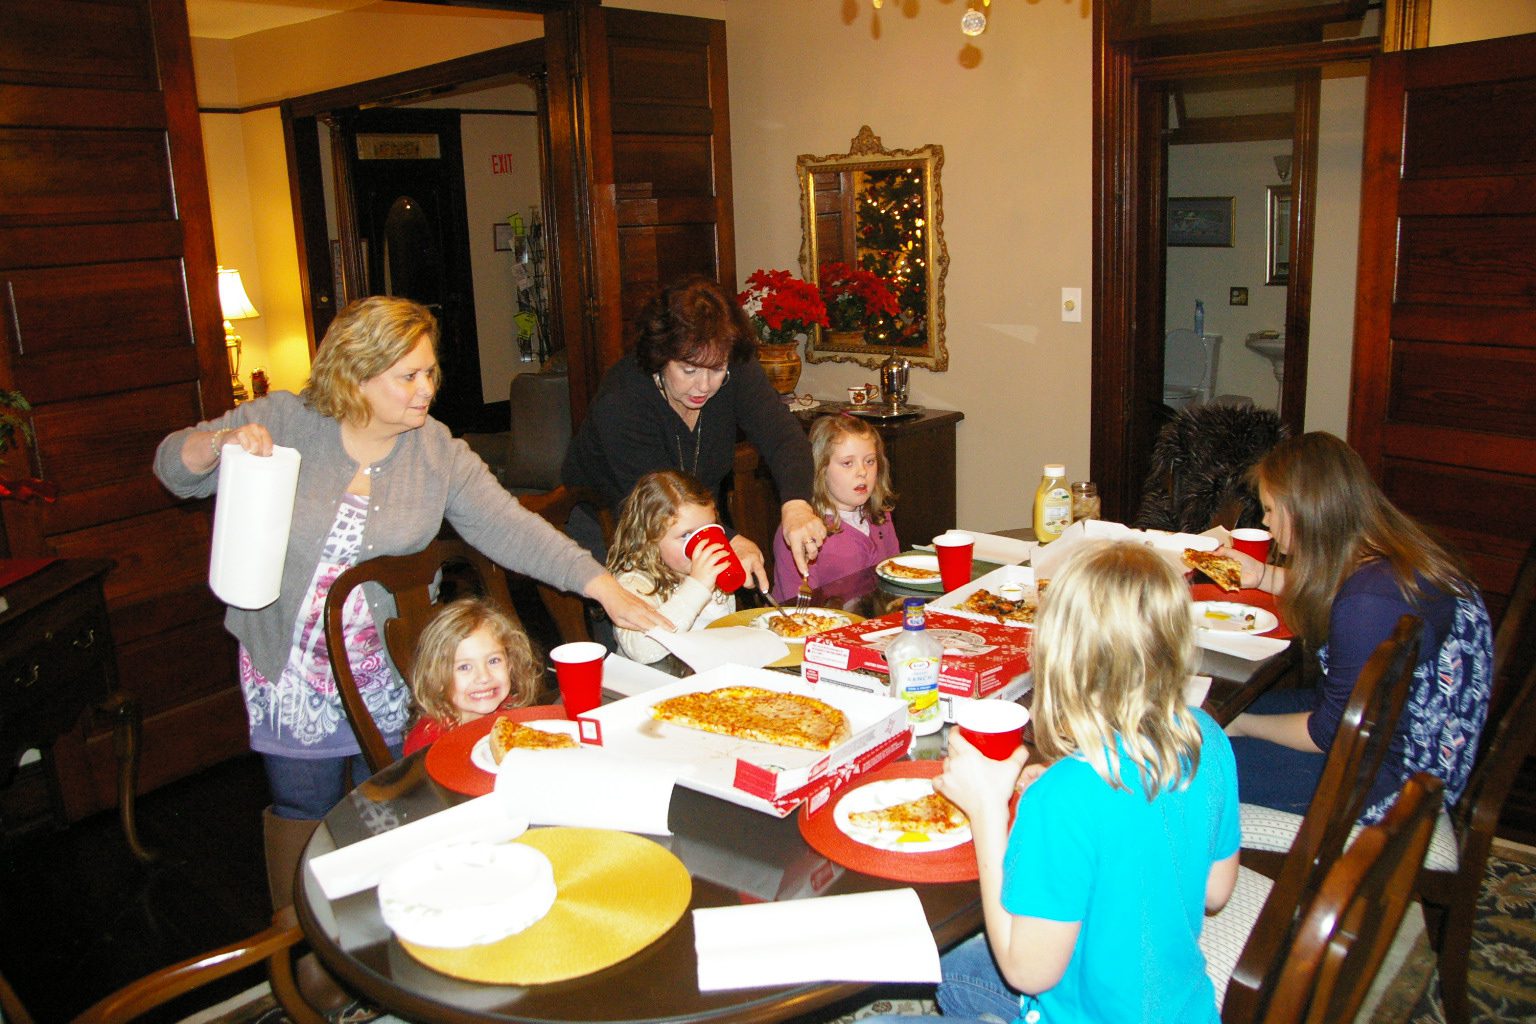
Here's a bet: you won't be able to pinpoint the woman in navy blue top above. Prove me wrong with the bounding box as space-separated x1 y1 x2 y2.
1221 432 1493 823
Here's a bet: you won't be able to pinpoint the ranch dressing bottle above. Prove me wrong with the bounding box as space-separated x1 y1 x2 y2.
1033 464 1072 544
887 598 943 735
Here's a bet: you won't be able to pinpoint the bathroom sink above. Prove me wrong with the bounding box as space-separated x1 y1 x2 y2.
1246 333 1284 361
1246 333 1285 381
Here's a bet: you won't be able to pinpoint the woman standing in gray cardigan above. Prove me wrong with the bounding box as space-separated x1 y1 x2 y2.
154 297 667 824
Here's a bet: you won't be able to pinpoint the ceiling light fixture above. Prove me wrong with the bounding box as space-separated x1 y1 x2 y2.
869 0 991 36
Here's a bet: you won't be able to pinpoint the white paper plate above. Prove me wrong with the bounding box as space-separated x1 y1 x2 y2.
751 608 854 645
1194 601 1279 635
833 778 972 853
470 720 582 773
377 841 556 948
875 555 942 586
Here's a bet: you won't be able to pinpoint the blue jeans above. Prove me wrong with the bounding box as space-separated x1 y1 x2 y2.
1229 688 1326 814
262 750 397 820
936 932 1023 1024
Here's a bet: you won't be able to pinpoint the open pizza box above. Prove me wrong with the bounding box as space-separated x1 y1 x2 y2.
803 610 1032 699
1031 519 1223 581
575 666 910 817
927 563 1038 629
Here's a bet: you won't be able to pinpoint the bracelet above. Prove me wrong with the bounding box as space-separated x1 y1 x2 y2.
210 428 232 461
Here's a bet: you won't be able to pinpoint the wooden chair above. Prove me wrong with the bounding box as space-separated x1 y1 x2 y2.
1202 615 1423 1021
1260 773 1445 1024
324 539 520 773
518 484 614 647
1417 537 1536 1024
0 906 324 1024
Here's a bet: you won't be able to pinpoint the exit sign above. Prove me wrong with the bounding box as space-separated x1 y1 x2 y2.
491 153 515 174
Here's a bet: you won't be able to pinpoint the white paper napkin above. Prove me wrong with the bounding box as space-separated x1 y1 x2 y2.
494 747 682 835
602 653 676 697
693 888 941 991
1185 674 1213 707
1195 631 1291 661
646 625 788 673
309 793 527 899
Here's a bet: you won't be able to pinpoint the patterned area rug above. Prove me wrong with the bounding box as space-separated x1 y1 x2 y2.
1371 839 1536 1023
187 844 1536 1024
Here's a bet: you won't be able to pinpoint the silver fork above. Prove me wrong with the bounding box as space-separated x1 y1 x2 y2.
794 574 815 617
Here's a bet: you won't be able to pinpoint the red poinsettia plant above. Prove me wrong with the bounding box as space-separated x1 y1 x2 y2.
737 269 829 347
0 389 56 504
818 262 900 332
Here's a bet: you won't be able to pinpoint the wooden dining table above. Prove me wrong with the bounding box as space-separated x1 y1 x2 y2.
292 542 1298 1024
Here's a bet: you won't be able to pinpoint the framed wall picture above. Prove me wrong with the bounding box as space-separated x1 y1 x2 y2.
1167 196 1235 247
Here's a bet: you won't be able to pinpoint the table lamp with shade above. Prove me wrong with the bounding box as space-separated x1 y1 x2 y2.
217 266 259 402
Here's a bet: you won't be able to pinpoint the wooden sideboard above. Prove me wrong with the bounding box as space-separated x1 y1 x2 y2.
0 559 153 859
729 405 965 564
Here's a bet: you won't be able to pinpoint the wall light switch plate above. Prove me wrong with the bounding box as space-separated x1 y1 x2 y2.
1061 287 1082 323
1230 287 1249 306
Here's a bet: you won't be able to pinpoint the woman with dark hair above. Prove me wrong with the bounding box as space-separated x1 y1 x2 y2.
1221 432 1493 823
562 274 826 588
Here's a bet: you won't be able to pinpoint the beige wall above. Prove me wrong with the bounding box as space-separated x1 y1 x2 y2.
192 0 1526 528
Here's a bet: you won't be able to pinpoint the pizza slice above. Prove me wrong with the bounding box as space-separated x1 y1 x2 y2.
650 685 851 751
1182 548 1244 592
490 718 578 762
847 790 969 836
878 559 942 582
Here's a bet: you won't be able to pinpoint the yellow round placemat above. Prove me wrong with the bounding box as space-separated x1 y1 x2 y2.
707 606 865 668
397 827 692 984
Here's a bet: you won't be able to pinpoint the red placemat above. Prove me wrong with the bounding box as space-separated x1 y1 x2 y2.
1191 583 1292 639
798 760 978 884
424 706 570 796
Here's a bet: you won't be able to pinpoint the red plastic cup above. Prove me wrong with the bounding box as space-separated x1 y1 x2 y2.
1231 528 1273 565
955 700 1030 760
550 641 605 717
683 523 746 593
932 532 975 592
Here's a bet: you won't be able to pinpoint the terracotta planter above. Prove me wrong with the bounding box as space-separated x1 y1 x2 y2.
756 341 802 395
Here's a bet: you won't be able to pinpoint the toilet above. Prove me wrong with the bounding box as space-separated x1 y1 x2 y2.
1163 329 1221 410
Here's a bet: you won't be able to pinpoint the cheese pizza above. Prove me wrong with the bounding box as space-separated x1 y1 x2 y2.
956 588 1037 624
760 611 847 639
489 718 578 762
847 790 968 836
1181 549 1243 592
650 685 851 751
877 558 942 583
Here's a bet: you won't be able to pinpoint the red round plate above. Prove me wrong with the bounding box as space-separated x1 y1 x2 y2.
1190 583 1292 639
798 760 978 884
424 706 570 796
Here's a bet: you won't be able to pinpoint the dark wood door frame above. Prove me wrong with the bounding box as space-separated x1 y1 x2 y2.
1092 4 1380 522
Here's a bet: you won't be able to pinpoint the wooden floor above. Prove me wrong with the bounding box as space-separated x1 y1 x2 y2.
0 753 276 1024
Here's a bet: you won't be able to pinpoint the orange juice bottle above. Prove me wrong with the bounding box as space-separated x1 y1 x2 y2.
1033 464 1071 544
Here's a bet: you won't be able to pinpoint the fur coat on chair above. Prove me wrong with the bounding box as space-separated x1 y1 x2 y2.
1133 403 1288 533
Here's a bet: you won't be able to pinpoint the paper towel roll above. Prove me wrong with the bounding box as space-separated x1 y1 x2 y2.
209 443 302 609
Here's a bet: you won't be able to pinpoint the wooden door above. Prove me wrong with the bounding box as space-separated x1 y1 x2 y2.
1351 32 1536 625
0 0 244 817
578 7 736 400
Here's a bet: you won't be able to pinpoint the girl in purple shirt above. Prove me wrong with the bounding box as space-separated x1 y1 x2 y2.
772 415 900 601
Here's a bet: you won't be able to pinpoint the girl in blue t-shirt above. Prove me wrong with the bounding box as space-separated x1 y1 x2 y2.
922 540 1240 1024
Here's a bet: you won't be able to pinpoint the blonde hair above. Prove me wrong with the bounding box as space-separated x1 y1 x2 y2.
409 598 539 728
809 414 896 531
1255 432 1473 647
607 470 717 601
304 296 440 425
1030 540 1203 798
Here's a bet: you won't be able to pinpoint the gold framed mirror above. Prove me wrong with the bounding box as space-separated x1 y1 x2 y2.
798 126 948 371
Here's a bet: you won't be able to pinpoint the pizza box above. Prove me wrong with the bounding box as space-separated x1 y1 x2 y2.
802 610 1032 699
801 662 1032 723
927 563 1038 629
575 665 910 817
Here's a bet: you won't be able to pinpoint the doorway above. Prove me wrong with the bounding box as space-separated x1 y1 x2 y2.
345 107 488 434
1091 3 1382 522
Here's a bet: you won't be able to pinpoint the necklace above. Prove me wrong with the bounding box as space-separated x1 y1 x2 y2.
674 421 703 478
